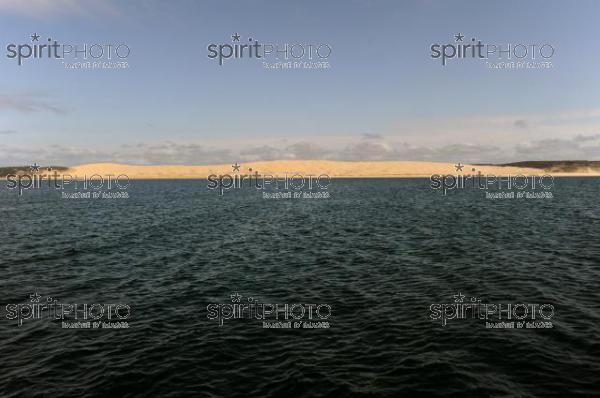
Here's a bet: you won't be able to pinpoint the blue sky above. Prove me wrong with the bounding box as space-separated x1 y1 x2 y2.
1 0 600 165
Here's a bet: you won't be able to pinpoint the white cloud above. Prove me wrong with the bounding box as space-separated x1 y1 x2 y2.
2 108 600 166
0 94 65 114
5 134 600 166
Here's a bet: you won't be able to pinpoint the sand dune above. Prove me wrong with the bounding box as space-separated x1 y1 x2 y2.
64 160 600 179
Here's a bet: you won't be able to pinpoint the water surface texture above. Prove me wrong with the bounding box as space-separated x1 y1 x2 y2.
1 179 599 397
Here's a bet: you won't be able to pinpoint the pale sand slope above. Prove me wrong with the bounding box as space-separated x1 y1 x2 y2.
65 160 600 179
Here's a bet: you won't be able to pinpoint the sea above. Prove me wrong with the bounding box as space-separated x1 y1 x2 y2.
0 178 599 397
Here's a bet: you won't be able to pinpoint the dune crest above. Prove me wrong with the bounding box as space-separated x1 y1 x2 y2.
65 160 600 179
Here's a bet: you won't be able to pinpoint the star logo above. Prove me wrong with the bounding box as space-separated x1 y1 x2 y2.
453 292 465 303
30 292 41 303
30 163 40 172
454 163 464 172
232 33 241 42
230 292 242 303
454 33 464 42
232 162 241 172
31 33 40 42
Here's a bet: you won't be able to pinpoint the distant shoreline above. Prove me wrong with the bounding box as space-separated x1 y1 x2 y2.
3 160 599 179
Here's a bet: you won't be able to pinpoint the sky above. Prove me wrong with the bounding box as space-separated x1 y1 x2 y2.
1 0 600 166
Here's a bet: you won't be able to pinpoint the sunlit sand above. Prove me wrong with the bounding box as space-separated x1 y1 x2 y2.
65 160 600 179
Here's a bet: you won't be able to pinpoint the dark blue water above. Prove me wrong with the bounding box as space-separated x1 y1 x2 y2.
1 179 599 397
